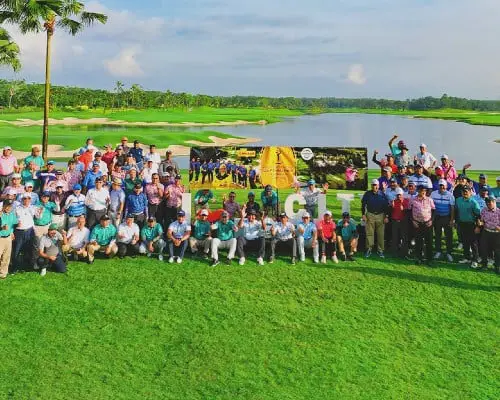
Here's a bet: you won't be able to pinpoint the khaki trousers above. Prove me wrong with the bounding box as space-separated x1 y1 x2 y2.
189 237 212 253
366 212 385 252
0 237 12 278
337 237 358 255
62 244 88 258
87 242 118 261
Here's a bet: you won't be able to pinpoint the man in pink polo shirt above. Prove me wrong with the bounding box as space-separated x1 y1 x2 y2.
0 146 19 192
440 154 457 186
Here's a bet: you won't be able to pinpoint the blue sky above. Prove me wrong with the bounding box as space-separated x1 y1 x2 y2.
5 0 500 99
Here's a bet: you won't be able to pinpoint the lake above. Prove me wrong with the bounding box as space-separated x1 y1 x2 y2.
196 113 499 170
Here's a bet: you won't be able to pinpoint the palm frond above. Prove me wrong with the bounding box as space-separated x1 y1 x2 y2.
60 0 83 17
80 10 107 26
57 16 81 35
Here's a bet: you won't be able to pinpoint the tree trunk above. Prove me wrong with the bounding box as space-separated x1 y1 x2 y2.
42 28 53 161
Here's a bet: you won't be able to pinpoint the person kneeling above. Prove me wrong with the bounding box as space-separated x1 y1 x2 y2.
139 216 166 261
296 212 319 263
62 215 90 262
270 212 297 265
210 210 237 267
167 210 191 264
117 215 141 259
87 215 118 264
336 212 358 261
318 211 338 264
38 223 67 276
237 206 266 265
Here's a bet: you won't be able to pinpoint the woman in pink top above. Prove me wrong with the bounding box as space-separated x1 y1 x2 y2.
440 154 457 185
318 211 338 264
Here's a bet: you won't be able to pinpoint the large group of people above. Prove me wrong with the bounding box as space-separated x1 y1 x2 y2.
0 133 498 279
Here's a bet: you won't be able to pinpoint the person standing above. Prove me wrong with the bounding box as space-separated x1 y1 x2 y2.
390 188 409 257
0 146 19 192
270 212 297 265
297 179 328 218
125 183 148 229
116 215 141 259
33 191 57 239
210 211 238 266
139 216 165 260
296 212 319 263
163 175 184 228
85 178 110 229
455 185 481 268
361 179 389 258
414 143 437 171
479 195 499 272
63 184 86 229
409 185 436 265
37 224 67 276
0 200 17 279
237 207 266 265
12 194 38 274
145 173 164 221
431 179 455 262
144 145 161 171
167 210 191 264
24 146 44 171
82 162 103 192
129 140 144 171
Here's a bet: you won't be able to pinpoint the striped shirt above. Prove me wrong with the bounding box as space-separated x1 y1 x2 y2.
409 196 435 223
430 190 455 217
480 206 500 231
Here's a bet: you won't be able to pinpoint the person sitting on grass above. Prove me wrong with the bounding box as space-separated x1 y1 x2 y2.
210 210 238 267
318 211 338 264
38 223 67 277
296 212 319 263
167 210 191 264
336 212 358 262
189 209 212 259
87 215 118 264
139 216 165 261
116 215 141 259
237 206 266 266
62 215 90 262
270 212 297 265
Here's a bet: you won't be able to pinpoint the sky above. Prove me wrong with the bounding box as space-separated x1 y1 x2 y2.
3 0 500 99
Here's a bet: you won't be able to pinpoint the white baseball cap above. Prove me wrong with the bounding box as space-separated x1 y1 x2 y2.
420 143 427 148
440 154 448 159
324 211 332 216
438 179 447 186
302 212 311 218
200 209 209 216
371 179 379 185
3 146 12 151
395 188 404 195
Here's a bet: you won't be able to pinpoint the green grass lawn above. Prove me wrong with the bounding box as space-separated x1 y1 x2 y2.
1 173 499 399
327 107 500 128
0 107 303 124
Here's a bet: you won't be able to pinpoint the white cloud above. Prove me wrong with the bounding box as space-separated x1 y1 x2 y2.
347 64 366 85
71 45 85 56
104 47 144 78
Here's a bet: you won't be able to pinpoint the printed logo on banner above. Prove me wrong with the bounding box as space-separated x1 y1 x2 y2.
300 148 314 161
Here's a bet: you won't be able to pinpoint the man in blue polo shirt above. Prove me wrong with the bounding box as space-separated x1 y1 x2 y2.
431 179 455 262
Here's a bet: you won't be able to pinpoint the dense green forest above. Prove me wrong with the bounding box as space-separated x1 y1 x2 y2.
0 79 499 111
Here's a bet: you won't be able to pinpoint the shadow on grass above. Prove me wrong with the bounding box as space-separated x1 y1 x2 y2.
331 265 500 293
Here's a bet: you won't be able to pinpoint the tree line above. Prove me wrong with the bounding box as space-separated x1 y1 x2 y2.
0 80 499 112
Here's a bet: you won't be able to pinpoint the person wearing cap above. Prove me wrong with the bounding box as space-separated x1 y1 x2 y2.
111 163 125 185
385 178 400 203
388 134 405 157
336 212 359 261
163 174 184 227
23 146 44 171
50 184 69 229
142 159 157 184
439 155 457 186
82 137 98 157
377 166 393 191
238 163 248 187
414 143 437 171
116 215 141 259
21 160 41 191
373 151 398 174
93 152 109 176
45 170 69 193
261 185 280 218
145 173 164 220
139 217 165 260
69 152 85 176
430 179 455 262
473 186 490 211
121 153 138 174
490 177 500 206
109 178 125 227
453 174 468 199
87 215 118 264
394 144 411 169
0 200 17 279
125 183 148 229
167 210 191 263
223 192 241 219
37 223 67 276
296 179 328 218
85 178 110 229
119 137 130 154
188 157 197 182
270 212 297 265
237 205 266 265
461 163 490 194
206 159 215 183
245 191 261 215
296 211 319 263
193 188 215 212
362 179 389 258
479 195 499 272
82 162 103 192
129 140 144 171
0 146 19 192
210 211 238 266
101 144 116 174
62 160 82 190
113 146 127 169
2 173 25 200
200 160 209 185
409 185 436 265
430 167 452 192
158 151 179 182
398 174 409 192
318 211 338 264
455 185 481 267
189 209 212 258
144 145 161 171
34 191 57 239
12 194 38 274
410 164 432 190
21 182 38 205
78 147 94 171
389 187 409 257
61 215 90 262
63 184 86 229
122 167 141 196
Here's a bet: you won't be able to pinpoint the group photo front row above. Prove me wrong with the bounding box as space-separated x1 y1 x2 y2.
0 135 499 279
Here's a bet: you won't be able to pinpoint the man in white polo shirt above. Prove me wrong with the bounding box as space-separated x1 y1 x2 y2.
12 194 38 273
85 177 110 229
62 215 90 261
415 143 437 171
237 206 266 265
116 214 140 258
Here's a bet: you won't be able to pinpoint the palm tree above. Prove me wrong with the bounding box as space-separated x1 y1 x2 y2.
0 27 21 72
0 0 107 160
114 80 124 109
